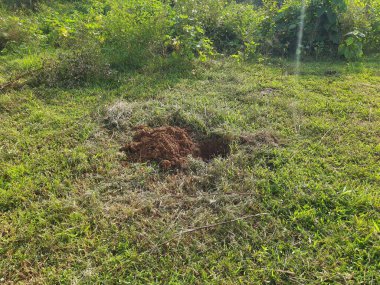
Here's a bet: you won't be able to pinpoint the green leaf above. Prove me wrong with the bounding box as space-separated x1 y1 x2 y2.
346 37 354 46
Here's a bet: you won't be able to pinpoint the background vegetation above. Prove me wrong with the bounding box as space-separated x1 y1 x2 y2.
1 0 379 72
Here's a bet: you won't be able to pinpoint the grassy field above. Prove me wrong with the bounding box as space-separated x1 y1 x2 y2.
1 56 380 284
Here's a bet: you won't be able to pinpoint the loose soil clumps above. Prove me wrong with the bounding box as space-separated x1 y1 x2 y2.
120 126 200 169
120 126 279 169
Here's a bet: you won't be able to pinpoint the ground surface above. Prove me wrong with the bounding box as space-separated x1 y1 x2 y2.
1 58 380 284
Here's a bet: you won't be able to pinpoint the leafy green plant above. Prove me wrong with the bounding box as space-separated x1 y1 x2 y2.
1 0 379 72
209 3 262 56
0 14 38 54
266 0 347 57
166 13 215 61
2 0 39 10
0 16 23 51
339 0 380 54
338 30 365 60
32 45 113 87
306 0 347 54
169 1 263 60
102 0 169 70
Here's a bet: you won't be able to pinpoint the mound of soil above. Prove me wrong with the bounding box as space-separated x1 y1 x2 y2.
120 126 278 169
120 126 200 169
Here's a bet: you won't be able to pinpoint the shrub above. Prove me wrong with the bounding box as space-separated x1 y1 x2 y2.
209 3 262 56
2 0 39 10
2 0 380 67
265 0 347 57
0 15 34 52
367 18 380 54
172 0 226 30
170 1 262 59
33 45 113 87
36 1 104 48
0 16 22 51
338 30 365 60
264 3 299 56
102 0 169 70
340 0 380 54
166 13 215 61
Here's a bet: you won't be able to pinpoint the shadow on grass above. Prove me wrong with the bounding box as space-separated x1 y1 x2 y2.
30 56 195 103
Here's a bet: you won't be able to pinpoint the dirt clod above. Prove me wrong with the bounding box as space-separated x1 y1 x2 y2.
120 125 200 169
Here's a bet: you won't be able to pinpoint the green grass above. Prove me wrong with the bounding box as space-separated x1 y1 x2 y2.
1 57 379 284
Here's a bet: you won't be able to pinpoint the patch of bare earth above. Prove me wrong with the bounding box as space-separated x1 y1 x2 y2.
119 126 281 170
120 126 232 169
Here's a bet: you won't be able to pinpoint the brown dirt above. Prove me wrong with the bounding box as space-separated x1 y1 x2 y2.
120 125 200 169
120 126 233 169
120 126 279 169
198 134 232 161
